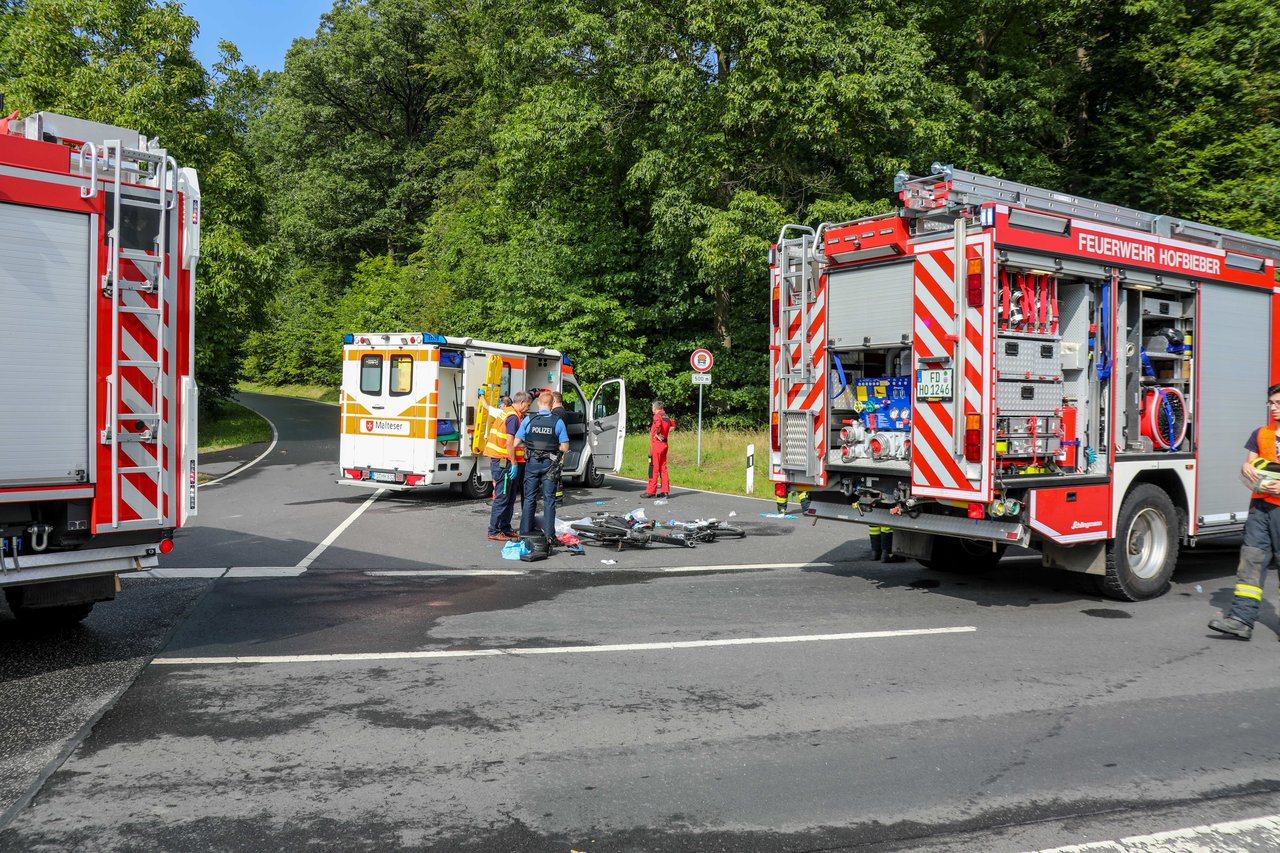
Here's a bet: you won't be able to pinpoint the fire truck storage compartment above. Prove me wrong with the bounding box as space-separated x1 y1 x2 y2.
1195 283 1270 523
0 202 92 487
827 349 912 469
827 259 914 349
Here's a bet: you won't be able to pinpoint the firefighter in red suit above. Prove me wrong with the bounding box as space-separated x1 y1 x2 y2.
642 400 675 499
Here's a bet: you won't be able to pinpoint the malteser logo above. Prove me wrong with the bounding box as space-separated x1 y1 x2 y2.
1071 520 1103 530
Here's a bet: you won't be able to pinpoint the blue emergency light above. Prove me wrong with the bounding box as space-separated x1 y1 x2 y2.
343 333 355 344
562 354 573 367
421 332 448 344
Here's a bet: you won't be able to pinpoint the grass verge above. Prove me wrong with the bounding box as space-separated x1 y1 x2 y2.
237 381 339 404
199 399 273 454
617 428 768 498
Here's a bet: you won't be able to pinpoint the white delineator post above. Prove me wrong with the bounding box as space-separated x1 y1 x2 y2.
746 443 755 494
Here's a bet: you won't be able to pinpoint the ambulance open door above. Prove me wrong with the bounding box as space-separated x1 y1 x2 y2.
589 379 627 472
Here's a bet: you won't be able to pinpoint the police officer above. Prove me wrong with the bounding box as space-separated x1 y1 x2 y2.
550 391 569 507
515 391 570 544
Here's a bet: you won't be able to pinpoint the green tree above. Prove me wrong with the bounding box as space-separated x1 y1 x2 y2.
0 0 275 401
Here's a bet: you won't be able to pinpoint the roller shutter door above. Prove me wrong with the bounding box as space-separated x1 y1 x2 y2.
0 202 91 486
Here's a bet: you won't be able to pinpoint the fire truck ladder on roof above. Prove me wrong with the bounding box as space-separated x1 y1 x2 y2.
775 226 820 478
99 140 176 528
897 164 1280 264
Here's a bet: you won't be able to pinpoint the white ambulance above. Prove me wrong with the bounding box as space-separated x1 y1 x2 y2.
337 333 626 497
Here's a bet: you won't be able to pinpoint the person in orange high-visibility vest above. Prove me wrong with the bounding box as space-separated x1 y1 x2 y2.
1209 383 1280 640
642 400 675 499
486 391 531 541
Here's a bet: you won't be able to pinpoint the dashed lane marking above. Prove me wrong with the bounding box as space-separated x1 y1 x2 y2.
1030 813 1280 851
151 626 977 666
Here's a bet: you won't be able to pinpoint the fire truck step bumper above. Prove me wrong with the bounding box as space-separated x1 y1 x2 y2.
0 544 160 586
809 500 1029 546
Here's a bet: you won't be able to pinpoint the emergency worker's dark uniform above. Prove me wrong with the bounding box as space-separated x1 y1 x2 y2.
1220 426 1280 627
516 410 569 540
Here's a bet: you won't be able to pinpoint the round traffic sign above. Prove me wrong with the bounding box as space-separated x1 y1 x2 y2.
690 349 714 372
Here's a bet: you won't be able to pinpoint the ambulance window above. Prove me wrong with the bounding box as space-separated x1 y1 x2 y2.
561 385 582 412
360 355 383 395
500 365 512 397
390 355 413 396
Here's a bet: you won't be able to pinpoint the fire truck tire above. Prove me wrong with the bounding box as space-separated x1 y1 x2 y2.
4 589 94 625
460 465 493 500
1100 483 1179 601
585 457 605 488
920 537 1006 573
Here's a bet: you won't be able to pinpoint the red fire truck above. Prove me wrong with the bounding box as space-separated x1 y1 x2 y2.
769 165 1280 600
0 110 200 622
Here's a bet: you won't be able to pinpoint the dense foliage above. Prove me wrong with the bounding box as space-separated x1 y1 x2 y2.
2 0 1277 425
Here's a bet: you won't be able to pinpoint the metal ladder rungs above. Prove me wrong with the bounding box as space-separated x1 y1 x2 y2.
119 250 163 264
119 359 162 369
119 465 161 475
119 147 164 166
114 280 157 293
120 305 162 316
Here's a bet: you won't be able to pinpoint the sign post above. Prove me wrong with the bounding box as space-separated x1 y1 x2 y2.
690 349 714 467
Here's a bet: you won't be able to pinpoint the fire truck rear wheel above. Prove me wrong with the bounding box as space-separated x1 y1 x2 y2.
460 466 493 500
1100 483 1179 601
4 589 94 625
920 537 1006 572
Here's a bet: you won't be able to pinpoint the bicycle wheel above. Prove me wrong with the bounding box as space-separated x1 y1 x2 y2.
712 525 745 539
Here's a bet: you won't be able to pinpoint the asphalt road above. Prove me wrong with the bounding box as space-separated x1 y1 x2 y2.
3 393 1280 852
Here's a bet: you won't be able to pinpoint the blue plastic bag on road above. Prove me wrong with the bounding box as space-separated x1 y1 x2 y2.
501 540 529 561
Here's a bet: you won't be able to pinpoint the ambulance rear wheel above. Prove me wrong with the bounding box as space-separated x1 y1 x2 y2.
460 466 492 500
585 457 605 488
1099 483 1179 601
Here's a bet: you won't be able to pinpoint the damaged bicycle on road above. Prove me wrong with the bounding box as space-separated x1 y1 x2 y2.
570 512 745 551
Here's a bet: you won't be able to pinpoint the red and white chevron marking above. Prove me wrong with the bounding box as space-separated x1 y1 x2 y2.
910 245 988 500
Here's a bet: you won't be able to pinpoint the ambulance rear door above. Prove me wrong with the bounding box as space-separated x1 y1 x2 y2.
589 379 627 472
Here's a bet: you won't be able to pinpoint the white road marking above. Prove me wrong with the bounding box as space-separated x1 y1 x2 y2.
225 567 308 577
660 562 833 573
201 410 280 487
365 570 527 577
295 488 386 569
151 626 976 666
1031 813 1280 851
125 568 227 579
361 563 833 578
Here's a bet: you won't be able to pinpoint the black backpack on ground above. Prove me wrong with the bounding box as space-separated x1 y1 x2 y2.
520 532 550 562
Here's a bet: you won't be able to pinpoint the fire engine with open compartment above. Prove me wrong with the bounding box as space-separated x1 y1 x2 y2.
769 164 1280 600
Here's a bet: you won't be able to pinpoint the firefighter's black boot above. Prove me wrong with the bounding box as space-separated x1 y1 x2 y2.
869 529 883 560
776 500 788 515
882 531 904 563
